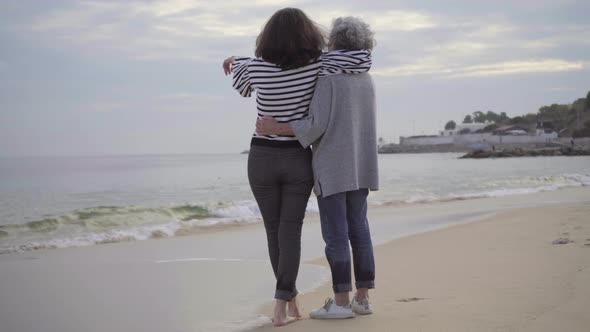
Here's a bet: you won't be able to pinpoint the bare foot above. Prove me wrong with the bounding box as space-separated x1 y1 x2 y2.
287 296 303 319
272 316 297 327
273 299 297 327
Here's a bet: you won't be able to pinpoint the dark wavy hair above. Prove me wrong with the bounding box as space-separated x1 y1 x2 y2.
255 8 325 70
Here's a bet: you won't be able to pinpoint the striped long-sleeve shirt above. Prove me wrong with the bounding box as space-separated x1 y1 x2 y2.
231 50 372 147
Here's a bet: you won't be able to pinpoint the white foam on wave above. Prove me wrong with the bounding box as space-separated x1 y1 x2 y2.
370 173 590 206
566 173 590 186
444 173 589 202
210 198 319 218
0 221 182 254
210 200 260 218
0 198 322 255
404 194 439 204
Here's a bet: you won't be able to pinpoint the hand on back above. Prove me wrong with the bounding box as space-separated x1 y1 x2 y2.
256 116 280 135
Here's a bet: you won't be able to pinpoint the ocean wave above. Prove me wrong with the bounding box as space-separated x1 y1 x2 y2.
1 173 586 255
0 216 257 255
454 173 590 199
378 173 590 206
0 199 321 255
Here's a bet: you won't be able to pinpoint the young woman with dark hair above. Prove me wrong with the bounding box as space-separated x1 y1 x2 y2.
254 7 325 70
222 8 371 326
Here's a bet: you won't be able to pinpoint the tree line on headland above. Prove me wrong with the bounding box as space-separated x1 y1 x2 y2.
444 90 590 138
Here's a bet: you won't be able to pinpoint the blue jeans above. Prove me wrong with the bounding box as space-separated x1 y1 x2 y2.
317 189 375 293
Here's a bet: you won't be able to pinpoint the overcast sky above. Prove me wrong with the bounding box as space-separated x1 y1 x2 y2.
1 0 589 156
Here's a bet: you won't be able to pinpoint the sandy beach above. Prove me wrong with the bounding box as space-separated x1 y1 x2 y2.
1 187 589 332
254 200 590 331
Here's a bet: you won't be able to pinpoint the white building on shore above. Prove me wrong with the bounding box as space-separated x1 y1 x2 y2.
400 122 558 147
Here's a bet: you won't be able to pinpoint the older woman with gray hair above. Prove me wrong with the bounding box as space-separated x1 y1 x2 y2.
256 16 378 319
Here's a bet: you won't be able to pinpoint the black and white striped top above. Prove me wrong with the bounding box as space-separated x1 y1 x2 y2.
231 50 372 147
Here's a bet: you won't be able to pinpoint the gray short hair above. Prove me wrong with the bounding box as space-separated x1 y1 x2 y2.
329 17 375 50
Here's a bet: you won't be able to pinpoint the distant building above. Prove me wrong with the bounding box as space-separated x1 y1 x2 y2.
493 125 528 135
493 125 557 138
401 120 558 147
535 120 559 138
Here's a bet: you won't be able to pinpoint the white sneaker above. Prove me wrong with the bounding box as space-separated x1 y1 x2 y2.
351 297 373 315
309 298 355 319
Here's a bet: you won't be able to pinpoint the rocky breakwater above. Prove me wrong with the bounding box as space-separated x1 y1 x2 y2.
460 146 590 159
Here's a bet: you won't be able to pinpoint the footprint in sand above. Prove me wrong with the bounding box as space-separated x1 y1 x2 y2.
397 297 427 303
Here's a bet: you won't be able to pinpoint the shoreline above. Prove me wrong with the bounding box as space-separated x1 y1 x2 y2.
3 178 590 256
1 187 589 332
250 200 590 331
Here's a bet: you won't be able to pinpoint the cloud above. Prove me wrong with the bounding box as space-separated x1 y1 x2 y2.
370 11 590 81
306 8 438 32
373 58 586 78
10 2 442 63
136 0 297 16
6 1 590 76
86 91 225 114
368 10 437 32
17 0 282 37
10 1 271 62
449 59 586 78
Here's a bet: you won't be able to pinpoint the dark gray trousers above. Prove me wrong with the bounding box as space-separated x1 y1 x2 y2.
248 144 314 301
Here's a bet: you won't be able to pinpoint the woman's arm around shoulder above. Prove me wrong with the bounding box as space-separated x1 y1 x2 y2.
319 50 372 76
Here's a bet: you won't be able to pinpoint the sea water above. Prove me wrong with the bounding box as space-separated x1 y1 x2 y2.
1 153 589 254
